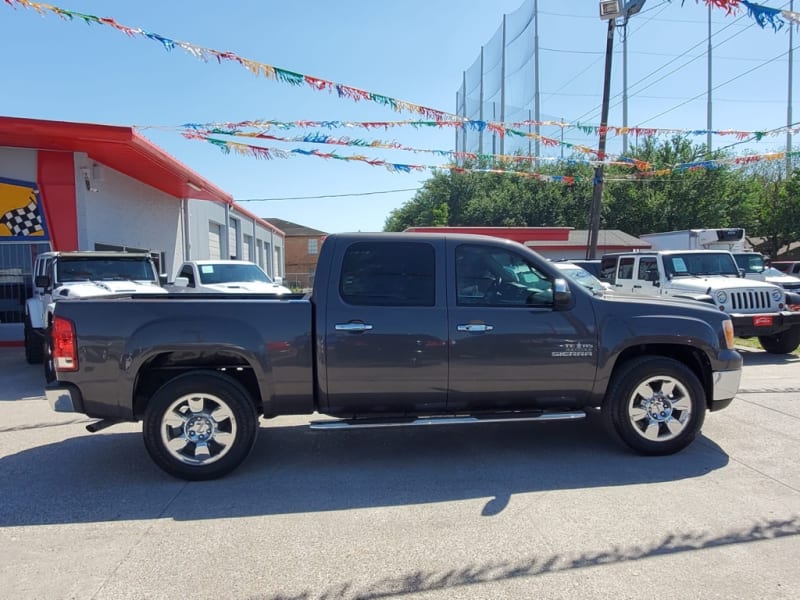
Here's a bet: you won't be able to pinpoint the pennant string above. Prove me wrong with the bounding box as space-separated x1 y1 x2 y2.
2 0 460 121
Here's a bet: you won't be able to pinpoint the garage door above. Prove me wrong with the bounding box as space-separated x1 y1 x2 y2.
208 222 222 259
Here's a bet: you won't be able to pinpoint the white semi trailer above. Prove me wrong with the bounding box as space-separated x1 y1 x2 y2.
639 229 766 279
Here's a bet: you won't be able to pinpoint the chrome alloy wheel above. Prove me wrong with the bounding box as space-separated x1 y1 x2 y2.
627 375 693 442
160 393 238 466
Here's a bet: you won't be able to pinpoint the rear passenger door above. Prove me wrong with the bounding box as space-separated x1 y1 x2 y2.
611 256 636 294
322 239 449 415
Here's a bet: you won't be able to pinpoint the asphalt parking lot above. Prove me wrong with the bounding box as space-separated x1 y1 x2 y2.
1 346 798 599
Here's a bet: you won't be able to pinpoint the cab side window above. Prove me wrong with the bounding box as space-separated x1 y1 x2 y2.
617 257 635 280
637 257 658 280
340 241 435 306
455 244 553 307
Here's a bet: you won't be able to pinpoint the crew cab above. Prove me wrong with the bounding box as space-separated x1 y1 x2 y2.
171 260 292 294
600 250 800 354
46 233 742 480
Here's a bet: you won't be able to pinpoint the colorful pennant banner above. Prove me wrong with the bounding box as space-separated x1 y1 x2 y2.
180 128 651 170
688 0 800 30
184 129 797 184
188 135 587 184
2 0 458 121
175 118 799 145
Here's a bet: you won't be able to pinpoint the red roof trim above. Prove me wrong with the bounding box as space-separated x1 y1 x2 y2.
0 116 282 236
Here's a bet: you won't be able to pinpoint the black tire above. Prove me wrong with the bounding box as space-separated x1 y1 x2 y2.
24 315 43 364
602 356 706 456
43 326 55 383
143 371 259 480
758 327 800 354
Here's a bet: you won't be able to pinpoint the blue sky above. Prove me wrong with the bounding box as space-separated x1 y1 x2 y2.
1 0 796 232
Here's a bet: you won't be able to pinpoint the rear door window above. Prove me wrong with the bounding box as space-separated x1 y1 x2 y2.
339 242 435 306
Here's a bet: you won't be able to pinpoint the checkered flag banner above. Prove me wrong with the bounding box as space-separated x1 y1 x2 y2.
1 200 44 237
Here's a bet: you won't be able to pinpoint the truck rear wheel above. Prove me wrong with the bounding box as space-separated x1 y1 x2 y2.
602 356 705 456
758 327 800 354
24 315 43 364
143 372 259 480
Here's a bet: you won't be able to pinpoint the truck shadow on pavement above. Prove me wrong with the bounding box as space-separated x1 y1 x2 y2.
0 418 730 527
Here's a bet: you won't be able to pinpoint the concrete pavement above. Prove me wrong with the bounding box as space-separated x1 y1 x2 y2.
1 346 798 599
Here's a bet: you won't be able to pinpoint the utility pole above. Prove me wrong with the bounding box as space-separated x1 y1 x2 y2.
707 5 712 152
622 21 628 154
587 19 615 259
788 0 794 177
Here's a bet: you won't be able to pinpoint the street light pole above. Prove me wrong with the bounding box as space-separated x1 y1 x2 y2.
586 18 616 259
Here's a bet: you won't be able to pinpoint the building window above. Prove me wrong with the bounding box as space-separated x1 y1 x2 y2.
228 217 240 259
256 239 264 268
243 234 253 261
308 238 318 255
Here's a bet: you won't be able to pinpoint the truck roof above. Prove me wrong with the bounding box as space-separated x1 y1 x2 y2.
603 249 737 257
326 231 527 245
40 251 154 259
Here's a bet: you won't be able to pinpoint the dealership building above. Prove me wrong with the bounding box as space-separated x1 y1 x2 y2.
0 116 285 343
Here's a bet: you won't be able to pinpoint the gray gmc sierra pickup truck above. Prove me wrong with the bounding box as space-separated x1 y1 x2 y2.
46 233 742 480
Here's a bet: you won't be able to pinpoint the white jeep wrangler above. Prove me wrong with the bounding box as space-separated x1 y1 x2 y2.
24 251 167 374
601 250 800 354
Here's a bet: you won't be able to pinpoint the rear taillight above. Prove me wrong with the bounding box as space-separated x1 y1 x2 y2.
52 316 78 372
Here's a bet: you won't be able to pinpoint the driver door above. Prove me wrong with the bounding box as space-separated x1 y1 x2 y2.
447 241 597 411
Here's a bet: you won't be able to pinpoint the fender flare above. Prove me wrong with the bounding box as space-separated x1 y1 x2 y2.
25 297 46 330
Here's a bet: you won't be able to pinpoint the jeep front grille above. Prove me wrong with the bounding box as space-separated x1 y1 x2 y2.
730 290 772 311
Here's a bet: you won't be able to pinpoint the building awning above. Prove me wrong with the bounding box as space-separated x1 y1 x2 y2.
0 116 231 203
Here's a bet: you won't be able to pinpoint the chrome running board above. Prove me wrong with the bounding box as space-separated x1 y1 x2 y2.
309 410 586 430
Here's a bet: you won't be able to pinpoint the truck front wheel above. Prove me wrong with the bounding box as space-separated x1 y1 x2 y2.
143 372 259 480
603 356 705 456
758 327 800 354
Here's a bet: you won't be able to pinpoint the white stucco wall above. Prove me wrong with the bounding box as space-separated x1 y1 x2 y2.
74 154 186 277
186 199 285 278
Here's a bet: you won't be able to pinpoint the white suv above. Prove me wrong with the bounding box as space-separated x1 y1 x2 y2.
25 251 166 368
600 250 800 354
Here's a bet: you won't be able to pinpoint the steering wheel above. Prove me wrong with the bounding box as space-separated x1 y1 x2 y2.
483 277 502 300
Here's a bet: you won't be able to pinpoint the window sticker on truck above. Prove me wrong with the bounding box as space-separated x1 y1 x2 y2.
671 258 688 273
552 342 593 357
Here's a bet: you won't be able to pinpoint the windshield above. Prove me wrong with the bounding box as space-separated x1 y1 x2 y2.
198 263 273 285
733 253 765 274
555 264 608 294
764 267 792 277
663 252 739 277
56 257 157 283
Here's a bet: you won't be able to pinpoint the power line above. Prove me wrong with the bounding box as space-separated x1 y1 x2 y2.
637 48 792 126
236 188 420 202
570 8 752 126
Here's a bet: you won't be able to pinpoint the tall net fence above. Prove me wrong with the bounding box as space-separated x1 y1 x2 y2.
456 0 538 159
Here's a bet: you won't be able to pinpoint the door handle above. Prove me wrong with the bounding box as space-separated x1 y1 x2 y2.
633 284 642 288
335 322 374 332
457 323 494 332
